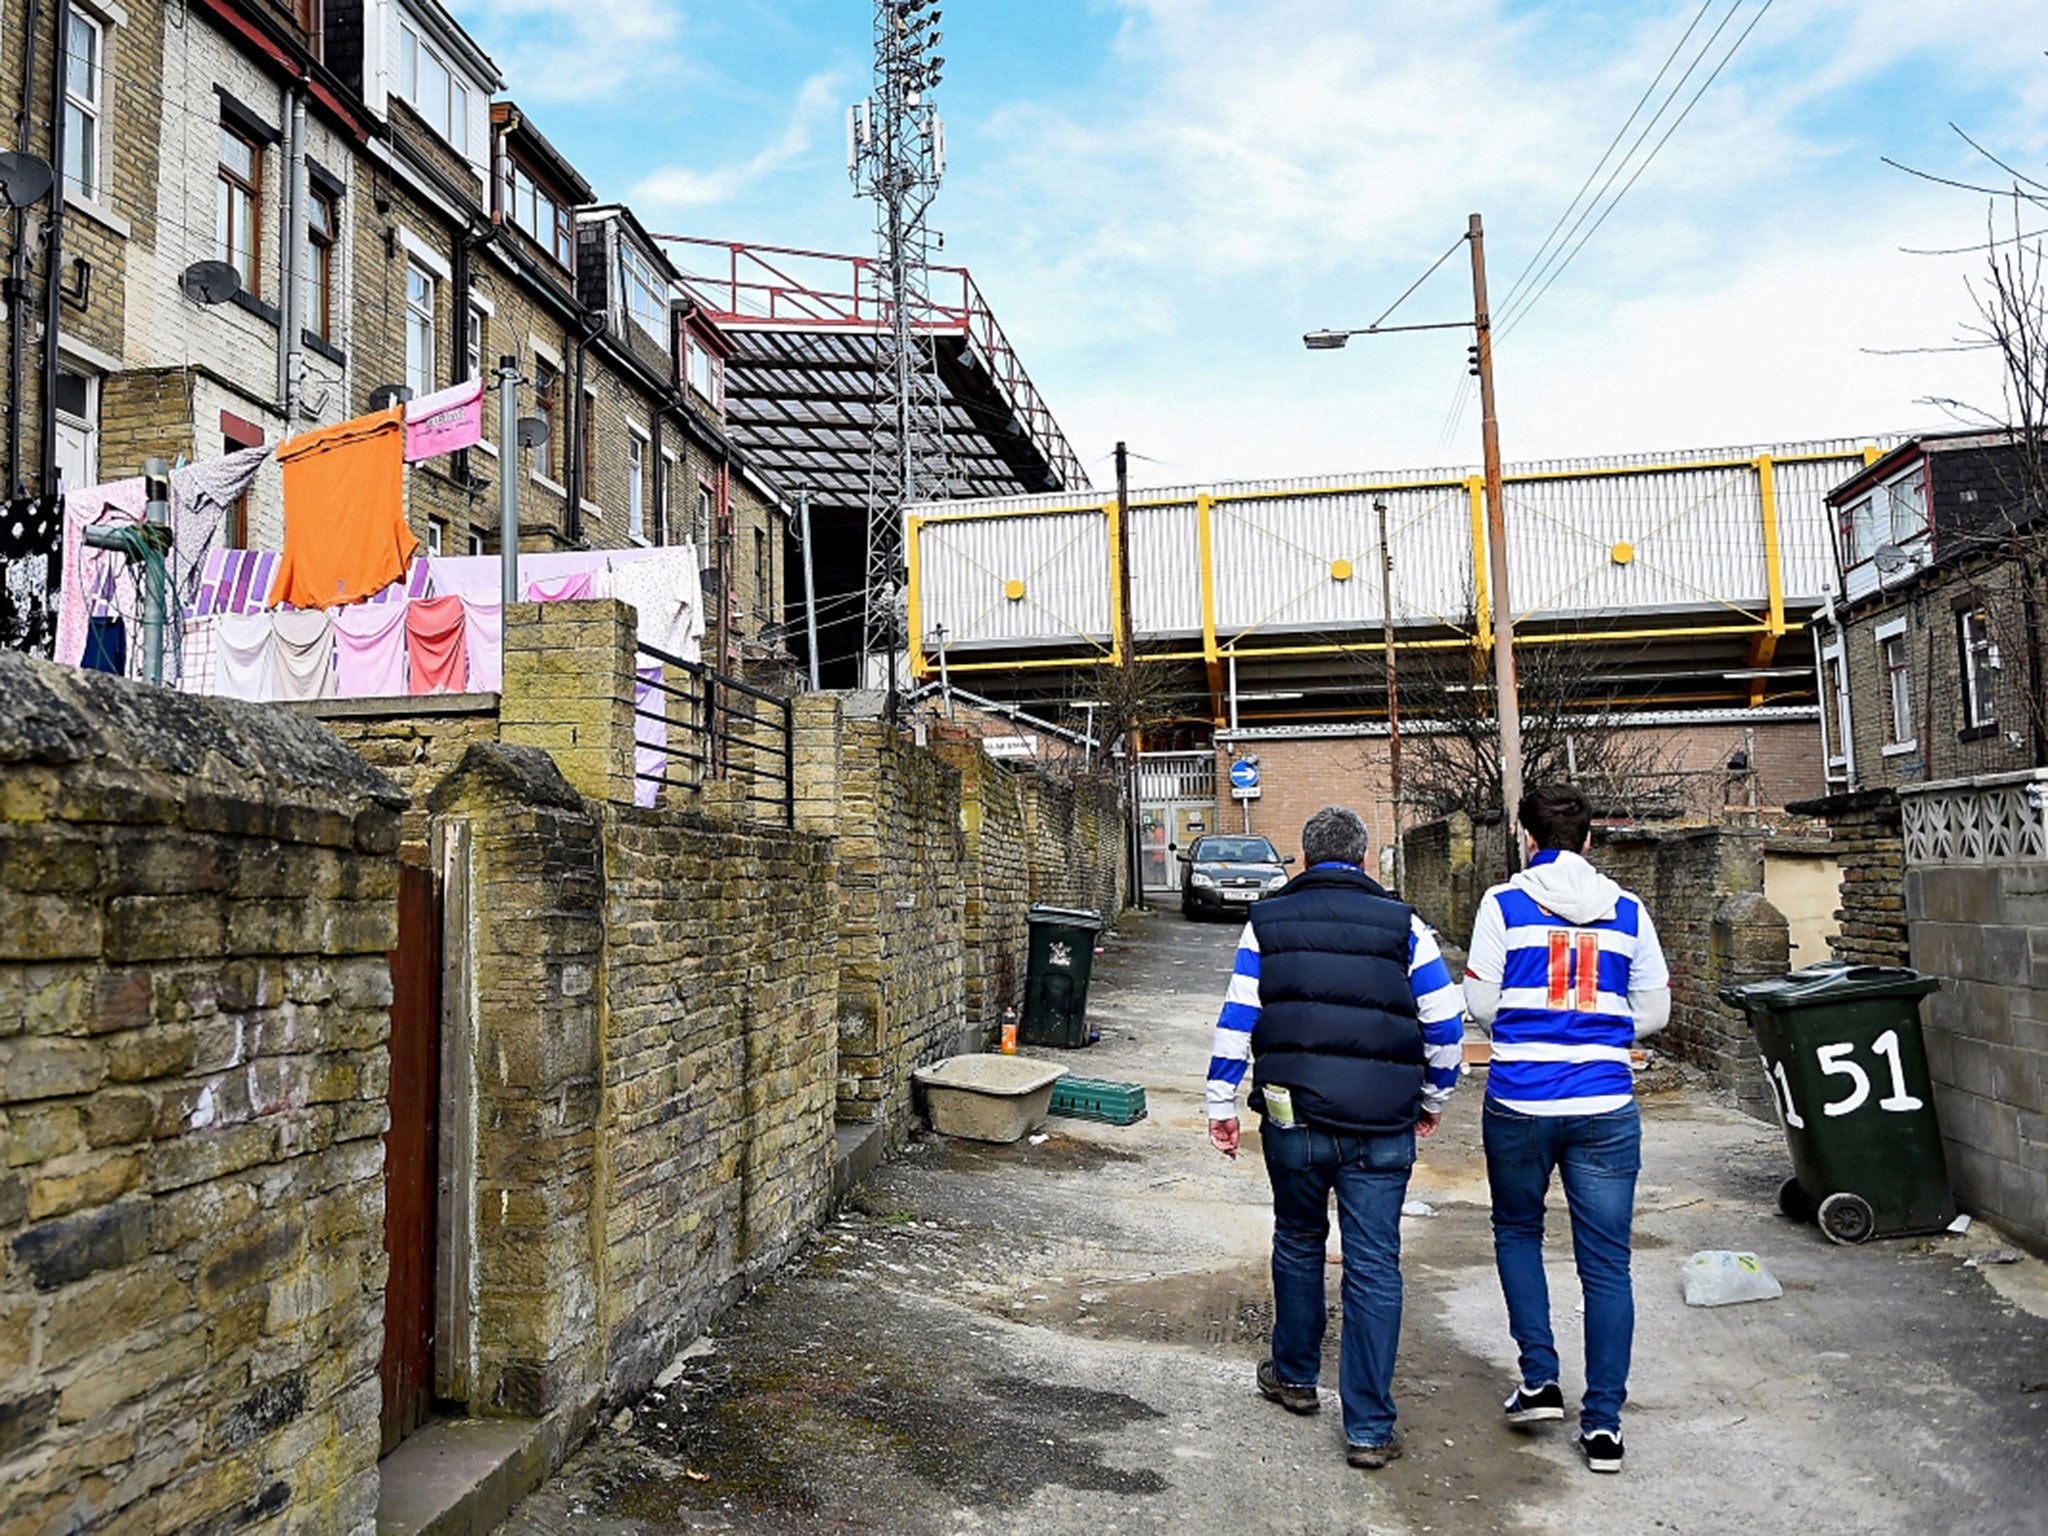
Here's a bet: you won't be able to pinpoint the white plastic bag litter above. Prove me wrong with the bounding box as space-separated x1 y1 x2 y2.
1683 1250 1784 1307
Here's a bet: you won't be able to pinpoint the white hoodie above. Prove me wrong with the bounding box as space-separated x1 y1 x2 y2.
1463 850 1671 1038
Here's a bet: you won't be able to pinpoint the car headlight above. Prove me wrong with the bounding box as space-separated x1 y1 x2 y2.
1191 871 1217 888
1266 873 1287 889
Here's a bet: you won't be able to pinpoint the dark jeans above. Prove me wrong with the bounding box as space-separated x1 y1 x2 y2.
1260 1120 1416 1447
1482 1099 1642 1434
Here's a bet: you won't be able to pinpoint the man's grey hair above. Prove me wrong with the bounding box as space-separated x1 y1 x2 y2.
1301 805 1369 868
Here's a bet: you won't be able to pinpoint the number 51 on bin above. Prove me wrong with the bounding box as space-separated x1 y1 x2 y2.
1760 1029 1924 1129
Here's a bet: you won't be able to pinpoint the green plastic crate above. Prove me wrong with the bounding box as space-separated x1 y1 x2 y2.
1048 1077 1148 1126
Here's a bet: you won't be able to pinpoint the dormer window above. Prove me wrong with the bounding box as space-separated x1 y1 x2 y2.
621 242 667 343
682 327 723 411
509 162 572 267
400 21 469 156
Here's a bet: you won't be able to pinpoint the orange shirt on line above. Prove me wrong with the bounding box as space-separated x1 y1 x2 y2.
268 406 414 610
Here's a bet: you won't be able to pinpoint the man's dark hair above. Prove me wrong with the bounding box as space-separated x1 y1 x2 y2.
1520 783 1593 852
1301 805 1369 867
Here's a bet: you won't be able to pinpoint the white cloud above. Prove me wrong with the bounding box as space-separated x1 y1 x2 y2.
455 0 691 102
632 72 845 211
945 0 2048 482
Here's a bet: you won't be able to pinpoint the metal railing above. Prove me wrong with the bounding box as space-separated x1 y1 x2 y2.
655 234 1090 492
631 642 795 825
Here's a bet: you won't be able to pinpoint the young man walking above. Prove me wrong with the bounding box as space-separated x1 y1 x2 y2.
1463 784 1669 1474
1206 805 1464 1470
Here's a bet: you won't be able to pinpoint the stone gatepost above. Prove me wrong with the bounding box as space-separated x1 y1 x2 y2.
499 600 638 808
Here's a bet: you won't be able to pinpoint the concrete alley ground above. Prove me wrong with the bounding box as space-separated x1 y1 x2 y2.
496 911 2048 1536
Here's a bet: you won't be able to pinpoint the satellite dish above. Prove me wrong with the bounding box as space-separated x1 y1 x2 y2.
367 384 413 413
1873 542 1913 575
0 152 53 209
179 260 242 306
516 415 549 449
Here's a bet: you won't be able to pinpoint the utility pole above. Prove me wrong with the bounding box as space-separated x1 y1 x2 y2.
1376 497 1402 887
1115 439 1144 911
798 489 820 691
497 355 521 607
933 622 953 718
1469 212 1525 865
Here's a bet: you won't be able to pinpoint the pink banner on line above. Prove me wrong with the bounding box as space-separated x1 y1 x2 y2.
403 377 485 462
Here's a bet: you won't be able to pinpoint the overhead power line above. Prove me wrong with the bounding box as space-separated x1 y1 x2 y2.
1499 0 1785 339
1495 0 1720 318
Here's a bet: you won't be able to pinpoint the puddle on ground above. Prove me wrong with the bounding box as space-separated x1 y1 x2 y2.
995 1262 1276 1349
590 1300 1169 1533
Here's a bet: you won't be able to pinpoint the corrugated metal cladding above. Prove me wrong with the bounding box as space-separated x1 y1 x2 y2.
1213 482 1473 639
910 437 1893 650
917 510 1112 647
1131 502 1202 636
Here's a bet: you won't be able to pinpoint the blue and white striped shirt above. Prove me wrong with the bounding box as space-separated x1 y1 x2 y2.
1465 852 1669 1116
1206 882 1465 1122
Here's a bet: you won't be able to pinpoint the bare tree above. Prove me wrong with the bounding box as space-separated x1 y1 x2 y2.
1910 190 2048 763
1394 640 1693 824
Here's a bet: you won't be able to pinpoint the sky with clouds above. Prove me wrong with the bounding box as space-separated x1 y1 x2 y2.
445 0 2048 488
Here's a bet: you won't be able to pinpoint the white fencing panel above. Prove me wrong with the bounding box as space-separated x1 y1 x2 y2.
1130 500 1202 637
917 510 1111 648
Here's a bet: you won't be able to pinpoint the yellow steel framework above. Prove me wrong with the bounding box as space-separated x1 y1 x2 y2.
908 447 1878 723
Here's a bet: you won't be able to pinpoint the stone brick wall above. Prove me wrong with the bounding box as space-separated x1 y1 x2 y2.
599 804 838 1396
1797 790 1910 966
1402 815 1789 1116
942 742 1032 1034
830 713 967 1129
427 741 839 1415
1906 860 2048 1252
286 696 502 849
499 599 638 807
932 740 1126 1040
0 654 405 1536
1592 827 1786 1120
426 746 607 1423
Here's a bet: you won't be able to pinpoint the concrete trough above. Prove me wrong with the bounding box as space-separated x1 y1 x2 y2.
914 1055 1069 1143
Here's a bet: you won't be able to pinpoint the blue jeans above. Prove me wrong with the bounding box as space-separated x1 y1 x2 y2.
1482 1099 1642 1435
1260 1121 1415 1447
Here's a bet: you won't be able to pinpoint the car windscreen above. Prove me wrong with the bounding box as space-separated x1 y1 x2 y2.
1192 838 1279 863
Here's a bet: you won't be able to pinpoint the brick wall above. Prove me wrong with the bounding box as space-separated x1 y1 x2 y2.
1906 858 2048 1252
599 804 838 1395
830 713 968 1129
0 653 405 1536
1224 717 1827 872
427 745 608 1422
1798 790 1910 966
287 696 502 849
498 599 638 807
937 740 1127 1039
1838 560 2045 790
1590 827 1786 1120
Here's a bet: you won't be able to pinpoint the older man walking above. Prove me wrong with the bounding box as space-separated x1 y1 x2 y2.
1207 805 1464 1469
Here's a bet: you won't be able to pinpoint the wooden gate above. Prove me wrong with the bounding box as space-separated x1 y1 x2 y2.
380 857 441 1455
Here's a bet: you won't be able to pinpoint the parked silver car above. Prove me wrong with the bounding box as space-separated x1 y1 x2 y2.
1176 835 1294 919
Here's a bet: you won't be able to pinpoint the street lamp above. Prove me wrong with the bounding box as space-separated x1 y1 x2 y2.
1305 212 1526 862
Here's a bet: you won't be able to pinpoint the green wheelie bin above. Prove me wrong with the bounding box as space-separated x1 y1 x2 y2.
1020 906 1103 1048
1720 965 1951 1246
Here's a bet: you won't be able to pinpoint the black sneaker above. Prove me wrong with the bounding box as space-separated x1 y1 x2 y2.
1256 1359 1320 1415
1578 1429 1624 1473
1503 1381 1565 1426
1346 1429 1403 1470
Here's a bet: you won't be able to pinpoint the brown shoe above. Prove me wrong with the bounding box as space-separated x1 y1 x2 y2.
1346 1429 1403 1470
1256 1359 1320 1415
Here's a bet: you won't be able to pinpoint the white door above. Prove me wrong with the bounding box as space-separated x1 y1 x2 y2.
54 368 99 493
